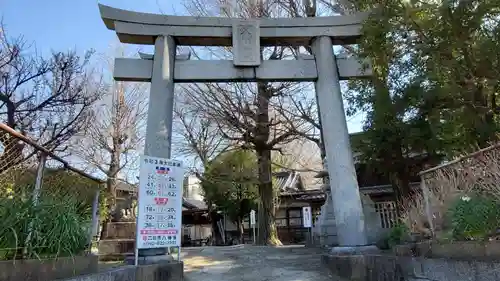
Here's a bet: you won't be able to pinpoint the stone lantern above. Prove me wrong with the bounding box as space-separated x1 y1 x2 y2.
312 157 339 246
313 157 383 247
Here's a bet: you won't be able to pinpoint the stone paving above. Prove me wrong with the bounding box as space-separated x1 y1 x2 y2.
181 244 345 281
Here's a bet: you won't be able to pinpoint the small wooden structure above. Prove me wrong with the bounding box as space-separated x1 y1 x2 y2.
181 198 213 246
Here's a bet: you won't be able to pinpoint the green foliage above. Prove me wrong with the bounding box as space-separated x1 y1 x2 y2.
202 149 259 222
375 236 390 250
99 189 110 223
376 222 409 250
0 168 100 203
0 192 91 260
343 0 500 199
449 194 500 241
388 222 409 248
0 168 100 260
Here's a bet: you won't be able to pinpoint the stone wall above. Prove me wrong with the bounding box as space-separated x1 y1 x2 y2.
323 253 500 281
98 239 135 256
99 222 135 258
59 262 183 281
393 241 500 260
314 189 338 246
313 191 385 247
0 255 98 281
106 222 136 239
360 193 384 245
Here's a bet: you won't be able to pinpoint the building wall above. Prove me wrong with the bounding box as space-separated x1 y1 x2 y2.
182 225 212 240
181 175 208 242
222 201 321 244
274 138 323 188
183 175 204 201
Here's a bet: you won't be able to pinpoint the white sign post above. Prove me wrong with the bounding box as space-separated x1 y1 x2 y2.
250 210 256 244
135 156 184 265
302 206 312 244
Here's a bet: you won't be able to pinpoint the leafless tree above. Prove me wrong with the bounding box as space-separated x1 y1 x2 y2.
172 93 238 245
180 0 326 245
0 25 104 172
72 47 147 237
173 94 232 175
181 80 317 244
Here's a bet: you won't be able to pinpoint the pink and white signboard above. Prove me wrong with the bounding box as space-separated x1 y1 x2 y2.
136 155 184 249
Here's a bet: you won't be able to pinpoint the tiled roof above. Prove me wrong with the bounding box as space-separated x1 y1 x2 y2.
116 181 137 192
280 189 325 201
183 198 207 210
359 182 420 194
279 182 421 202
274 171 303 192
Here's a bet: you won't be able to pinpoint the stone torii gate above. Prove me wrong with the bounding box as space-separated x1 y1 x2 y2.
99 4 372 252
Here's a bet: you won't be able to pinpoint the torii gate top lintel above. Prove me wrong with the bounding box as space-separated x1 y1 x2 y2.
98 4 368 46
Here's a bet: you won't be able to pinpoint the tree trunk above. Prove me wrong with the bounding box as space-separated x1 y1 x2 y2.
254 81 281 246
100 150 120 240
237 217 244 244
256 148 281 245
209 207 222 246
99 219 109 240
100 176 117 240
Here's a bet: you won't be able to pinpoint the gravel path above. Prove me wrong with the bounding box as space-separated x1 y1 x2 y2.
181 245 344 281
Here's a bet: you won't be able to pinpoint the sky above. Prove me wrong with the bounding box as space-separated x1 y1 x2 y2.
1 0 182 55
1 0 365 177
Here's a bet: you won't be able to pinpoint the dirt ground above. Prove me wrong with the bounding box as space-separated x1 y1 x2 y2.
181 244 343 281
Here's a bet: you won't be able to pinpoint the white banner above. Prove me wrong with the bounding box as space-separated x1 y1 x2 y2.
250 210 256 226
136 156 184 249
302 206 312 228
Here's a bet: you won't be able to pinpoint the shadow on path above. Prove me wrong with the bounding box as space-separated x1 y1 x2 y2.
181 245 341 281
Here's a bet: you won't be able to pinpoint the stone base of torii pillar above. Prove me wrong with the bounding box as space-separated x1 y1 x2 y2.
124 252 174 265
330 245 379 255
313 161 384 250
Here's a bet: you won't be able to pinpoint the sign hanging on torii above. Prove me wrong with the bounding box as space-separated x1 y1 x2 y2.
233 20 261 67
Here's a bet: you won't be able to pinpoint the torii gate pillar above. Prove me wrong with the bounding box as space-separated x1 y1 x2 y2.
312 36 367 247
144 36 176 159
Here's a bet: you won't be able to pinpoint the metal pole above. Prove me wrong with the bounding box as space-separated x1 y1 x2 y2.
257 201 260 244
32 153 46 209
222 215 227 244
24 153 47 257
310 226 313 246
134 179 141 266
253 224 256 244
0 124 103 183
177 246 181 261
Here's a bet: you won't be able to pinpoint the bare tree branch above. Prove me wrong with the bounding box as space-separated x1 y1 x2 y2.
178 0 328 245
0 24 104 172
71 45 147 227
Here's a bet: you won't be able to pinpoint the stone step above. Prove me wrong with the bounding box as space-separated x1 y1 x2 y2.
103 222 136 239
98 239 135 256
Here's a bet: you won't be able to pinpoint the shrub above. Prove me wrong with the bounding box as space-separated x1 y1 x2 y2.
387 222 409 248
375 236 390 250
0 192 91 260
448 194 500 241
376 223 410 250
